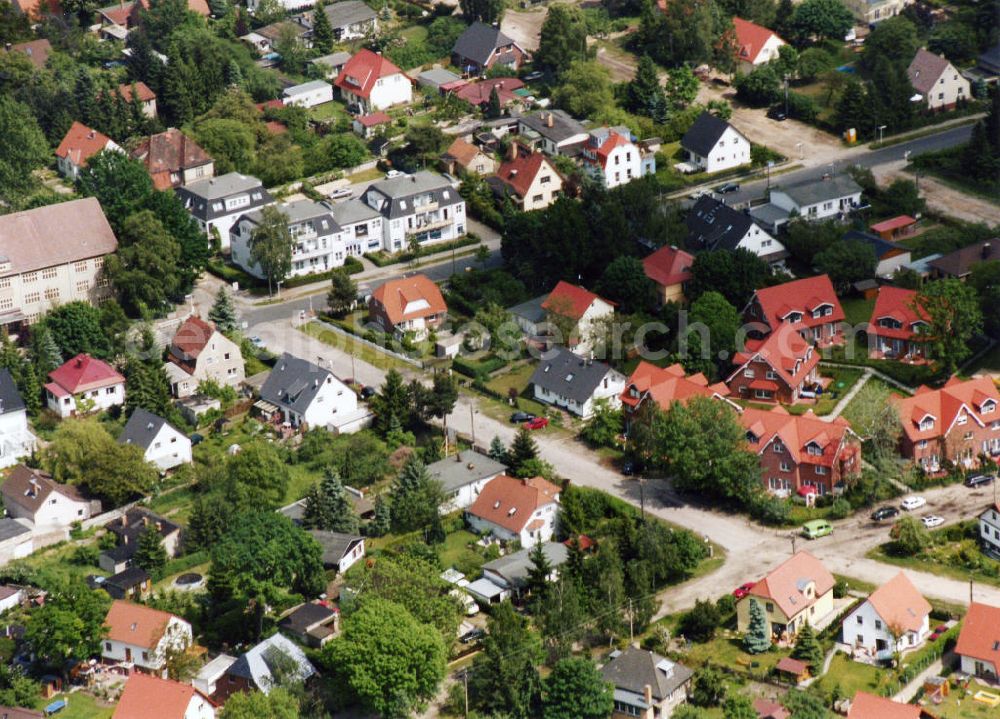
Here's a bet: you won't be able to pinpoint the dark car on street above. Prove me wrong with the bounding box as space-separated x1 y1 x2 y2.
871 506 901 522
965 473 996 488
510 411 535 423
767 106 787 121
715 182 740 193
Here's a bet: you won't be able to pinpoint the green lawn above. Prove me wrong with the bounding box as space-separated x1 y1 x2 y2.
308 101 350 123
812 652 889 699
840 377 901 429
929 678 1000 719
485 362 536 402
866 539 1000 588
841 296 875 326
679 632 791 675
299 322 414 372
32 692 114 719
400 24 428 42
437 529 488 577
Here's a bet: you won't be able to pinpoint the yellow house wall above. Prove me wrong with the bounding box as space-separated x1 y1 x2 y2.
737 589 834 636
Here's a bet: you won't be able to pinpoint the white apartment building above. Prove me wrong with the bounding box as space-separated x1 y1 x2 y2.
360 172 466 252
175 173 274 249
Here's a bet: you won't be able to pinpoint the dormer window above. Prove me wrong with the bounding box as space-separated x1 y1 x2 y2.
746 432 758 444
982 400 996 414
786 312 802 323
919 417 934 431
773 441 784 454
807 443 822 456
957 413 967 425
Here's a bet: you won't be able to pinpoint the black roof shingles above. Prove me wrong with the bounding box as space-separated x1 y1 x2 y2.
681 111 736 157
529 347 617 405
0 368 26 416
119 408 175 451
453 21 516 67
260 353 334 415
685 196 754 251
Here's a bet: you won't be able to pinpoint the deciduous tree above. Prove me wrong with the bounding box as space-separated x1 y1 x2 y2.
596 255 654 314
536 4 590 78
916 279 983 373
790 0 853 42
814 239 877 294
0 95 48 205
687 248 770 307
249 205 293 295
542 658 614 719
219 688 299 719
459 0 504 23
224 441 290 510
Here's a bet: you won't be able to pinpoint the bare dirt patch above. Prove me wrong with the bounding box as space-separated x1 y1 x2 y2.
501 6 547 52
873 160 1000 225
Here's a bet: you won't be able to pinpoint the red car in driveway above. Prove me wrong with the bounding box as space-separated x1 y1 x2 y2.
732 582 756 599
523 417 549 430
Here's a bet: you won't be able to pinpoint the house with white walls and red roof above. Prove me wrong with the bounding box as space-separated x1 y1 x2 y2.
732 17 786 74
579 127 653 189
541 281 615 355
334 49 412 113
45 354 125 418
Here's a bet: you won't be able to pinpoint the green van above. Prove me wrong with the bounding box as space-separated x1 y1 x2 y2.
802 520 833 539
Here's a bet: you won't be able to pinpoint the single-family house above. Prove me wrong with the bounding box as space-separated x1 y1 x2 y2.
368 274 447 340
321 0 377 40
165 316 245 398
117 81 157 118
308 530 365 573
104 566 153 602
131 128 214 190
102 600 193 675
600 646 694 719
744 274 846 346
482 542 568 596
736 551 835 640
753 698 791 719
686 196 787 264
99 508 182 574
453 77 524 110
0 585 25 614
979 503 1000 558
868 286 929 360
4 38 52 68
842 572 931 661
192 654 237 703
0 519 33 564
360 171 466 250
310 51 352 79
844 0 913 23
452 21 527 75
892 376 1000 471
427 450 507 512
541 281 615 355
732 17 786 74
352 112 391 139
843 230 912 278
489 146 564 212
113 673 215 719
441 137 497 176
0 369 36 469
907 48 970 111
279 602 339 647
954 602 1000 682
726 326 822 404
221 633 316 699
847 691 936 719
741 406 861 496
259 352 367 432
518 110 589 156
1 465 98 527
621 362 734 426
55 122 121 181
928 239 1000 280
335 49 412 113
642 245 694 306
244 19 311 55
680 112 751 173
466 474 561 546
0 197 117 333
119 408 192 472
45 354 125 418
175 173 273 248
767 174 864 223
529 346 626 418
282 80 334 108
580 127 651 189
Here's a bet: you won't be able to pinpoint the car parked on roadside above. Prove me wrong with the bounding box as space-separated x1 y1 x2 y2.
767 106 787 121
715 182 740 194
510 411 535 424
921 515 945 529
901 496 927 511
459 628 485 644
965 473 996 488
360 386 377 399
802 520 833 539
523 417 549 430
732 582 756 599
871 506 901 522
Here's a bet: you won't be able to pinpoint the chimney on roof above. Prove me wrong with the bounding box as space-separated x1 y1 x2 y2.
984 242 992 259
507 142 517 161
75 357 83 367
546 113 554 128
643 684 653 706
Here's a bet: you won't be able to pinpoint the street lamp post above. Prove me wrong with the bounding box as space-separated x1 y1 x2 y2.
276 280 283 299
796 142 803 160
783 74 789 118
877 125 887 144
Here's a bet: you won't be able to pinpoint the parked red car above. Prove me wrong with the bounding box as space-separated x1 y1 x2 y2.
732 582 756 599
523 417 549 430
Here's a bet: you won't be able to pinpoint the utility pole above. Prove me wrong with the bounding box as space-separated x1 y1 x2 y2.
784 74 789 118
791 534 797 555
470 404 477 448
463 669 469 718
628 598 634 643
970 579 974 604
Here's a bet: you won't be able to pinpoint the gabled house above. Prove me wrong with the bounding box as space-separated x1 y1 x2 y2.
427 449 507 512
744 274 845 346
279 602 339 648
259 352 367 432
642 245 694 306
321 0 377 40
1 465 99 527
870 215 918 242
481 542 568 596
352 111 391 139
766 174 864 225
117 81 157 118
680 112 750 174
4 38 52 68
113 673 215 719
979 503 1000 558
928 239 1000 280
741 406 860 496
131 128 214 190
954 602 1000 682
529 346 626 418
489 146 564 212
842 230 912 278
165 316 245 398
119 408 192 472
192 654 237 703
466 474 561 547
453 77 524 110
221 633 316 699
842 572 931 661
621 362 734 426
369 274 447 340
104 566 153 602
55 121 121 180
732 17 786 74
907 48 970 110
334 49 412 113
686 196 786 264
580 127 652 189
452 21 527 75
600 646 694 719
99 507 182 574
310 50 352 79
847 691 937 719
360 171 466 250
518 110 589 156
541 281 615 355
0 519 33 563
868 286 929 360
45 354 125 418
726 326 821 404
736 550 835 640
0 369 36 469
441 137 497 176
892 376 1000 471
102 600 193 675
175 172 273 248
309 530 365 573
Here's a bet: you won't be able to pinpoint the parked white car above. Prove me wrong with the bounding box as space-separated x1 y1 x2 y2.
901 496 927 511
921 515 944 529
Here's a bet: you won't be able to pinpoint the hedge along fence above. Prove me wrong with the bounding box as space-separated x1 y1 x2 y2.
363 235 481 268
206 256 364 292
452 355 507 381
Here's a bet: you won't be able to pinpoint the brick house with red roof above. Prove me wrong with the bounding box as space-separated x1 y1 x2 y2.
893 376 1000 471
334 49 412 113
868 286 929 360
490 145 564 212
466 474 560 546
732 17 786 74
369 274 447 340
955 601 1000 681
726 325 822 404
580 127 650 189
741 406 860 496
55 121 121 181
621 361 735 427
744 274 846 347
541 281 615 355
113 673 216 719
642 245 693 305
165 316 244 398
45 354 125 418
131 128 214 190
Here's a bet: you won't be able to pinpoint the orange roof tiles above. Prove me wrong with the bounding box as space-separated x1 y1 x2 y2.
117 81 156 103
335 49 404 99
893 376 1000 444
870 215 917 233
453 77 524 107
751 275 844 333
864 572 931 634
370 274 447 326
113 673 210 719
131 128 212 190
356 111 390 127
55 122 115 168
542 281 613 321
622 361 730 412
748 550 834 619
847 691 924 719
104 600 177 650
729 324 819 390
870 286 928 341
6 38 52 68
170 316 216 360
642 245 693 288
954 602 1000 671
495 150 553 200
732 17 782 64
443 138 482 168
739 406 855 467
467 475 560 534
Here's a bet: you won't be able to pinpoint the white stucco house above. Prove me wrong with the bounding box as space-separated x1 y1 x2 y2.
580 127 649 189
360 172 466 252
907 48 970 111
1 464 100 528
686 196 788 265
980 503 1000 558
732 17 786 74
115 673 216 719
540 281 616 356
0 369 35 470
758 174 865 229
680 112 751 174
842 572 931 662
334 49 412 113
955 602 1000 682
102 601 193 675
282 80 334 108
44 354 126 418
428 450 508 512
119 408 193 472
529 346 626 419
466 474 561 547
175 173 273 249
258 353 369 433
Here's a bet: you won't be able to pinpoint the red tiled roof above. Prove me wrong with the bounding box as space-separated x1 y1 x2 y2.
170 316 217 360
893 376 1000 444
848 691 924 719
955 602 1000 671
863 572 930 634
104 600 177 649
356 111 390 127
117 81 156 103
583 130 633 171
751 275 845 333
748 550 834 619
542 280 613 321
256 99 284 112
775 656 808 674
643 245 693 288
11 0 59 19
753 698 790 719
370 274 447 326
621 361 730 411
6 39 52 68
467 474 560 534
740 405 855 467
443 138 481 168
729 325 820 390
113 673 209 719
870 215 916 233
495 150 553 199
48 354 124 395
732 17 782 64
265 120 287 135
453 77 524 107
131 128 212 189
55 122 114 168
334 49 404 100
870 286 929 341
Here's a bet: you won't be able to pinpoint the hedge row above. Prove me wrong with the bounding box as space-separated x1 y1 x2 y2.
206 256 364 291
452 355 507 380
363 235 481 268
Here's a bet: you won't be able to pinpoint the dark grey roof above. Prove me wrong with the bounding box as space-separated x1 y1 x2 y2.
323 0 376 30
330 198 380 227
240 199 341 235
280 602 336 634
175 173 272 222
774 174 863 208
600 646 693 702
482 542 568 588
427 450 507 494
453 21 517 68
105 566 150 590
508 295 547 325
518 110 587 144
980 41 1000 72
361 172 462 220
260 353 336 414
529 347 619 405
842 230 905 260
101 543 135 564
927 239 1000 278
309 529 364 568
119 408 176 451
0 519 30 543
680 112 737 157
106 507 180 544
0 368 25 416
418 67 462 87
311 51 352 68
685 196 754 252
